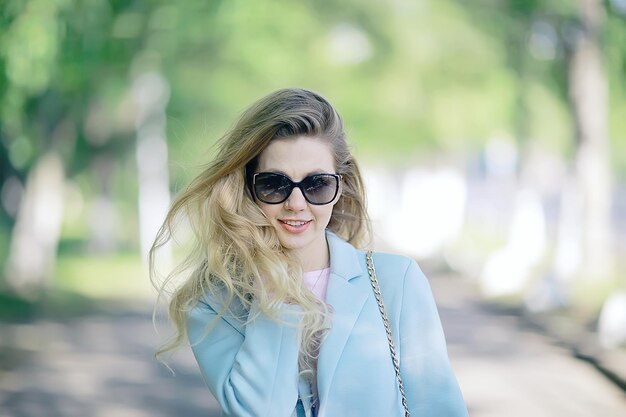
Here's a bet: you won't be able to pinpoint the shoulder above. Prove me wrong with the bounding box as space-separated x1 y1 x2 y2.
366 250 431 299
326 230 426 287
368 250 422 280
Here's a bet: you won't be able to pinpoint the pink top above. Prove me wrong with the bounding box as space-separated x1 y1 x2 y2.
302 267 330 301
302 266 330 412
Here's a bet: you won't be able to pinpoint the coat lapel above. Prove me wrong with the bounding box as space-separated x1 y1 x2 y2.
316 231 369 409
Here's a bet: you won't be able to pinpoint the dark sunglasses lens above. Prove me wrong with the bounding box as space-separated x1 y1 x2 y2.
302 175 338 204
254 173 292 203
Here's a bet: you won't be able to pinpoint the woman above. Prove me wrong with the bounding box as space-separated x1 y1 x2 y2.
151 88 468 417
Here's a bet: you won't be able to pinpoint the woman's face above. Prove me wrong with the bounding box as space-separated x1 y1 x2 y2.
255 136 340 269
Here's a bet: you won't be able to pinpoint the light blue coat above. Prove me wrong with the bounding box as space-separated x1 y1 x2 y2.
187 230 469 417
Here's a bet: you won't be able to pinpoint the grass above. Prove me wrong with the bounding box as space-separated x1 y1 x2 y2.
0 252 157 321
54 252 154 302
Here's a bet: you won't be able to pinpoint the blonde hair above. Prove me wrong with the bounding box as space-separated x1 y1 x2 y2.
150 88 371 380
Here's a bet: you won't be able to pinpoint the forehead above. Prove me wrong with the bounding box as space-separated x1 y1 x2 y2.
257 136 335 178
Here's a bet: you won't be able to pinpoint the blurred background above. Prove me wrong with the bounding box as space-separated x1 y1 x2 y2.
1 0 626 416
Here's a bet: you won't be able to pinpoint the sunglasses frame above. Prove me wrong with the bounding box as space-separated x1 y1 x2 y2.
252 172 342 205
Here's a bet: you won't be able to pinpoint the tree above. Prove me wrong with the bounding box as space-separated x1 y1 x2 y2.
0 0 147 295
457 0 618 281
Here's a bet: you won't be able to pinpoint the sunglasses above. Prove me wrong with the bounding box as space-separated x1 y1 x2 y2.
252 172 341 205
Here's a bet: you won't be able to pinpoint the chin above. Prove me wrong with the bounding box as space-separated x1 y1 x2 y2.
276 234 313 251
273 227 318 251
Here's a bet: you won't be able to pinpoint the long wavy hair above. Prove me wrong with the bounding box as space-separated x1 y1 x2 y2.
150 88 371 380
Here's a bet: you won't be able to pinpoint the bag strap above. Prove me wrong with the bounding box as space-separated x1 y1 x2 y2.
366 250 411 417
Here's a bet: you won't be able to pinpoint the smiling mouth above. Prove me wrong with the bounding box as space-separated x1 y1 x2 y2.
279 220 311 227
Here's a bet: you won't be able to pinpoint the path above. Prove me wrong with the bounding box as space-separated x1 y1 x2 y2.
1 273 625 416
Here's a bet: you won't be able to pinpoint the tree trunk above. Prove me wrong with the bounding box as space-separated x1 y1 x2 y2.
568 0 613 279
5 152 65 298
132 71 172 268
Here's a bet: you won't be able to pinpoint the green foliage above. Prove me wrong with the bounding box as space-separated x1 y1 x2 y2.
1 0 626 294
0 217 10 275
0 291 38 321
605 7 626 176
3 0 626 177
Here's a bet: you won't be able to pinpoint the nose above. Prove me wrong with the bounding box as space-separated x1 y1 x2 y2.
284 186 307 211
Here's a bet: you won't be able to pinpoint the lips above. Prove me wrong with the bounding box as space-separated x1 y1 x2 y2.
278 219 312 234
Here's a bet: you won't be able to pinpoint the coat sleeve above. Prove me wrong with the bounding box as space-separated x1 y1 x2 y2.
399 259 469 417
186 299 301 417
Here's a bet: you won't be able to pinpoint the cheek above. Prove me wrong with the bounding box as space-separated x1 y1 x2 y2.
259 203 279 220
314 204 335 223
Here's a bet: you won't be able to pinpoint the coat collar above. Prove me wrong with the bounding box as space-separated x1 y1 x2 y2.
325 229 364 281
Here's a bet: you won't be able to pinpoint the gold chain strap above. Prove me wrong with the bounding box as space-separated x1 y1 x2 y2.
366 250 411 417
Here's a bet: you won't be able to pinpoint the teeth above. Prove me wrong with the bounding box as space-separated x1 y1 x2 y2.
284 220 307 226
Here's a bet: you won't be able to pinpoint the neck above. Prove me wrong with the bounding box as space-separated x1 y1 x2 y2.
291 235 330 272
